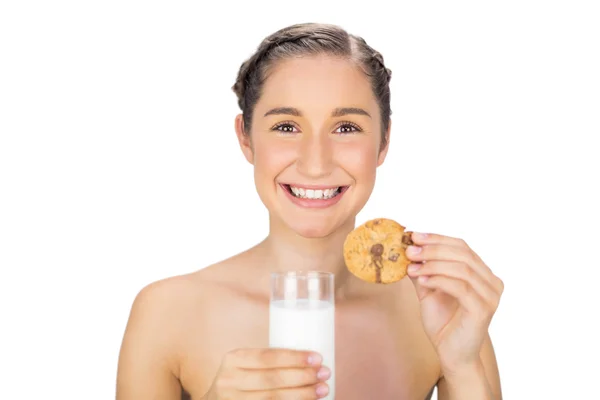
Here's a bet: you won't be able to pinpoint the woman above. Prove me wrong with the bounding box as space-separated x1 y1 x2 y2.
116 22 503 400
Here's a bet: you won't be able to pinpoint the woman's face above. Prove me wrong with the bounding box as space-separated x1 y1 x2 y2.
235 55 390 238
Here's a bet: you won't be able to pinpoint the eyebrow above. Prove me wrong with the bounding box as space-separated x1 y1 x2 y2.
263 107 371 118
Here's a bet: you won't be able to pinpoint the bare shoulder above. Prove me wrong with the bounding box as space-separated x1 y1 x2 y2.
120 261 242 353
116 273 206 399
116 257 247 399
123 251 254 330
127 272 205 331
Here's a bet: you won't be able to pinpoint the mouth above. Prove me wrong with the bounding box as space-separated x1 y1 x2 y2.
280 184 349 200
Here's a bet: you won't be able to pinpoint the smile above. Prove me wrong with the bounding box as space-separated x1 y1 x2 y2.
288 185 340 199
280 184 349 209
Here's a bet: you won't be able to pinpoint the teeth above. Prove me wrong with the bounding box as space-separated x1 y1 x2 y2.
289 186 340 199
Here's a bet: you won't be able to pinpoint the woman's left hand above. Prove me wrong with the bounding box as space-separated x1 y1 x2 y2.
405 232 504 374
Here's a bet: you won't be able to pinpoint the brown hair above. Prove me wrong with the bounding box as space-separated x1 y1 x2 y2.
232 22 392 148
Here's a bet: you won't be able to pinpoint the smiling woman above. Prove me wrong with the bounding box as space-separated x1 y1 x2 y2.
116 22 503 400
233 39 391 239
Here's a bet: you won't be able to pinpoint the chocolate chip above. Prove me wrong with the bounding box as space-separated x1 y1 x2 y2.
402 231 414 247
370 243 384 256
388 253 399 262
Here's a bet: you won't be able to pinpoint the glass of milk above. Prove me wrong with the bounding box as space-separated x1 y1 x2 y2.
269 271 335 399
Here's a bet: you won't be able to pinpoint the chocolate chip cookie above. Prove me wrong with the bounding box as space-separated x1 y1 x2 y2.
343 218 414 284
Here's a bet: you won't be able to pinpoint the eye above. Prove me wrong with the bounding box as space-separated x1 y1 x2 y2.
271 121 299 134
334 121 362 134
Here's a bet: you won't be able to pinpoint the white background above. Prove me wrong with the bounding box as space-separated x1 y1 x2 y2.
1 0 599 398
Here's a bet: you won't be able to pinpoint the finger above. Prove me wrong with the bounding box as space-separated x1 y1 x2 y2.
407 263 432 300
417 275 491 319
225 348 322 369
408 261 501 306
237 366 330 391
243 382 330 399
406 244 502 293
406 243 474 264
410 232 469 248
410 232 488 269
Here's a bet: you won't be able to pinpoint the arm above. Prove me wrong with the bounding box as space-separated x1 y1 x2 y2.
437 333 502 400
116 281 182 399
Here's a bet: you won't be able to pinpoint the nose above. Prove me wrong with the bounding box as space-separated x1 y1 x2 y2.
296 132 333 179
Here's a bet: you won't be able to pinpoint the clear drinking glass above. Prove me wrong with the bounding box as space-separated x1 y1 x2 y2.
269 271 335 399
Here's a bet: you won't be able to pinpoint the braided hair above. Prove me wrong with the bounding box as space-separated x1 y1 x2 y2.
232 23 392 148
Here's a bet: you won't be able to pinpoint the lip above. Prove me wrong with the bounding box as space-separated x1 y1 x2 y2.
283 183 343 190
279 183 349 209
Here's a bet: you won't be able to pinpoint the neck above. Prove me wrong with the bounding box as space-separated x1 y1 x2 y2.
256 215 357 292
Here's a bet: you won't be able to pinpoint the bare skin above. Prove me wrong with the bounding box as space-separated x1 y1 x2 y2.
116 230 501 399
117 235 443 399
116 54 502 399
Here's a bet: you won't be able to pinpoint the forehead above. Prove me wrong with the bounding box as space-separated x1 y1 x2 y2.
256 55 378 115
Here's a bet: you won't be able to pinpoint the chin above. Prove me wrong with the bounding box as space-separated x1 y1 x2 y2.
292 225 335 239
281 214 353 239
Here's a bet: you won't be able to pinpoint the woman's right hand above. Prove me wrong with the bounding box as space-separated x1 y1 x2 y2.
203 348 331 399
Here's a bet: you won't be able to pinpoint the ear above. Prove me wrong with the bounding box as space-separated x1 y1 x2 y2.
235 114 254 164
376 118 392 167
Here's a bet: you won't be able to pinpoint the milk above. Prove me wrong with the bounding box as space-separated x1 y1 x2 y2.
269 299 335 399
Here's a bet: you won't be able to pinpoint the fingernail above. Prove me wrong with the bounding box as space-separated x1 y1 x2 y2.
407 245 422 254
308 353 322 365
317 367 331 380
408 263 421 273
316 384 329 397
418 275 429 283
414 232 429 240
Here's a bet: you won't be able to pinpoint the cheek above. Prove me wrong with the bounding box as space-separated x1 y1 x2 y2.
336 141 380 179
252 138 295 177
